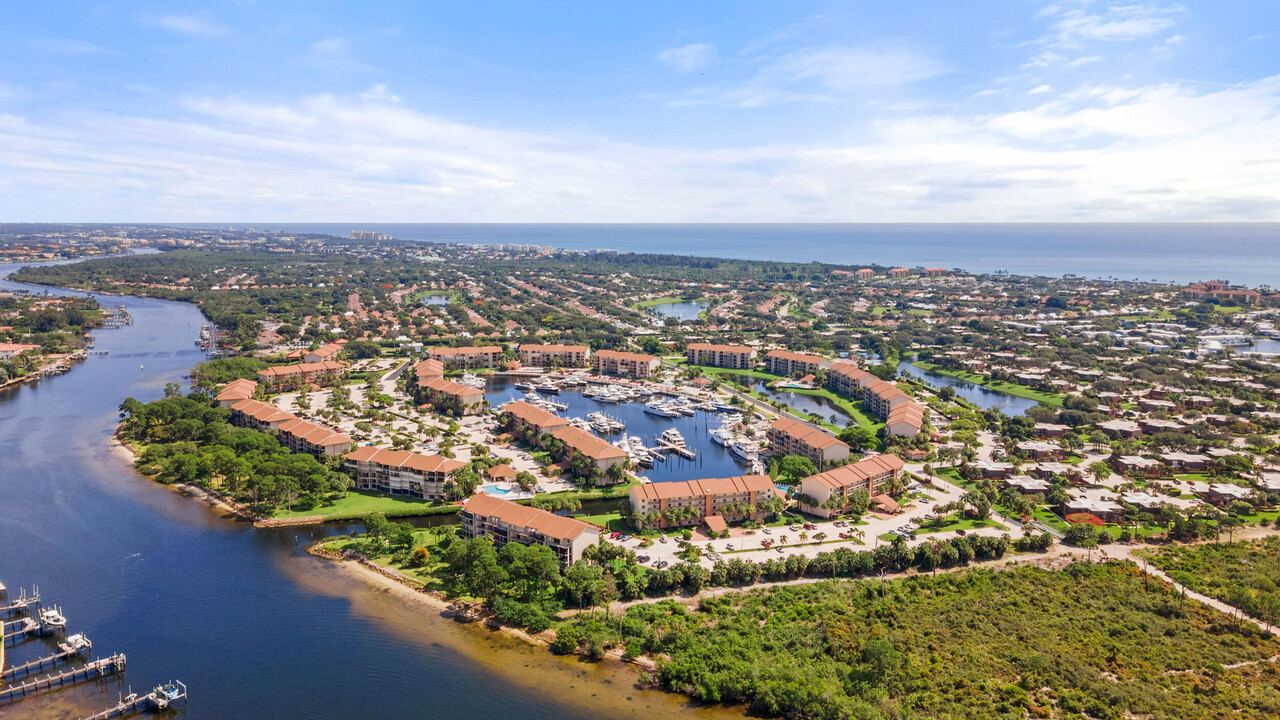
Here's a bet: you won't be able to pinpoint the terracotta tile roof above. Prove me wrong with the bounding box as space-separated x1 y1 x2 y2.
306 343 344 360
766 349 827 363
462 493 595 541
344 446 464 473
421 376 485 399
414 358 445 379
550 426 627 460
595 349 657 363
503 401 569 431
687 343 754 353
518 344 589 353
769 417 846 450
216 378 258 402
631 475 774 502
430 345 502 357
257 360 345 378
804 454 905 490
230 398 294 424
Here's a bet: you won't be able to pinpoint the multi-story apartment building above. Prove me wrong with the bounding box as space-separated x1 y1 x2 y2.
686 343 757 370
518 344 591 368
501 400 571 434
825 360 871 397
413 358 445 383
593 349 660 378
303 342 344 364
418 377 487 415
861 377 925 437
229 399 352 457
629 475 777 529
428 345 504 369
343 447 465 500
764 349 831 377
797 454 905 517
549 426 628 476
459 494 600 566
256 360 346 391
215 378 258 407
766 417 850 466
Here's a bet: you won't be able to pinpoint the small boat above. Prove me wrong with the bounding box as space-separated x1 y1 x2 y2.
39 605 67 630
513 381 534 392
660 428 687 448
710 426 735 446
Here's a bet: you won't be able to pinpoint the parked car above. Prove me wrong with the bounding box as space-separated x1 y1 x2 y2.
776 547 785 553
725 544 735 551
658 536 668 544
762 528 772 535
610 532 622 539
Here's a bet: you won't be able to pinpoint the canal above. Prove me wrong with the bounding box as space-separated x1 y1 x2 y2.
897 359 1041 416
0 261 738 720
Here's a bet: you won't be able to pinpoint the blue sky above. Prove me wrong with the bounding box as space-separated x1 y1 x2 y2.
2 1 1279 221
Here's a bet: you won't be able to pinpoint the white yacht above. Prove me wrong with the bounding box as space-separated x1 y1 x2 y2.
659 428 687 448
644 401 679 418
709 426 735 446
730 439 760 462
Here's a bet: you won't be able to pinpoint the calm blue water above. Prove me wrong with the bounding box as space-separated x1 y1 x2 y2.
184 223 1280 286
648 301 709 322
898 360 1040 416
485 378 751 482
420 295 450 307
751 381 854 427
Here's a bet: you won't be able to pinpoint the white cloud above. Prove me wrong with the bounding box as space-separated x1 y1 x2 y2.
668 43 945 108
29 38 116 56
657 43 717 72
1038 2 1184 48
3 76 1280 222
1164 34 1186 44
1029 84 1053 95
359 84 401 103
1067 55 1101 67
157 14 228 38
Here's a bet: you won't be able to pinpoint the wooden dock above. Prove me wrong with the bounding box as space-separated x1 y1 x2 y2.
656 442 696 460
78 681 186 720
2 617 38 641
1 635 92 681
0 653 126 704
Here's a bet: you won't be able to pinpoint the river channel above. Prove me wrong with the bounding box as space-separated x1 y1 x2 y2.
0 260 739 719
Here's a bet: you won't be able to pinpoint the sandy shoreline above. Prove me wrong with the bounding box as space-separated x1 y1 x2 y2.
111 426 259 521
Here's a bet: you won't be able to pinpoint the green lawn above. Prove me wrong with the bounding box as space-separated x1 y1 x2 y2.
914 515 1010 535
271 489 453 520
574 511 630 532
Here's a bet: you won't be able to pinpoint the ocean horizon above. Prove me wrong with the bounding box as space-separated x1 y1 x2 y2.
176 223 1280 287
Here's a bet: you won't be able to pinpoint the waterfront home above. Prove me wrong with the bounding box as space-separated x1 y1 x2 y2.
685 343 757 369
629 474 777 529
256 360 346 391
797 454 905 517
518 344 591 368
343 446 465 501
459 494 600 567
766 417 850 466
501 400 571 434
215 378 258 407
419 377 487 415
548 426 628 476
592 349 660 378
0 342 40 359
764 349 831 377
429 345 503 369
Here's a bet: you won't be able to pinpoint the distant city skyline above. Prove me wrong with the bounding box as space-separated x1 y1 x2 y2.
3 1 1279 222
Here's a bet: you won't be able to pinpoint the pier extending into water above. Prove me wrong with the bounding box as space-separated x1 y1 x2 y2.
1 634 93 682
0 653 126 703
78 680 188 720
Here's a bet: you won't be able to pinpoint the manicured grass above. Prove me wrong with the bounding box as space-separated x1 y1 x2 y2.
915 515 1010 535
271 489 452 520
1033 507 1069 533
574 511 630 532
912 361 1063 407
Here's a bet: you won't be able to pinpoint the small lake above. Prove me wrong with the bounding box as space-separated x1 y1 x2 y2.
751 381 854 427
648 300 709 322
420 294 450 306
898 360 1040 416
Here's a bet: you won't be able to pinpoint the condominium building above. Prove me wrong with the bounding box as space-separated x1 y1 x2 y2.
861 377 926 437
629 475 777 529
418 377 486 415
215 378 258 407
825 360 871 397
460 494 601 566
549 426 628 475
593 349 660 378
686 343 757 370
343 446 465 500
518 344 591 367
765 417 850 466
429 345 504 369
413 358 445 383
229 399 352 457
797 454 905 518
256 360 346 391
303 342 345 364
501 400 571 434
764 349 831 377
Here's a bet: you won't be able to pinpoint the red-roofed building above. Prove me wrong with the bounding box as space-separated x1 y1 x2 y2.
766 417 850 466
344 446 465 500
215 378 258 407
256 361 346 391
549 426 628 476
629 475 777 529
429 345 503 369
686 343 757 370
460 494 600 566
593 349 659 378
798 454 905 517
518 344 590 368
764 349 831 377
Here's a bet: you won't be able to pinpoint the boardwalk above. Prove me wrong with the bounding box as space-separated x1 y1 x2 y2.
0 653 126 704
